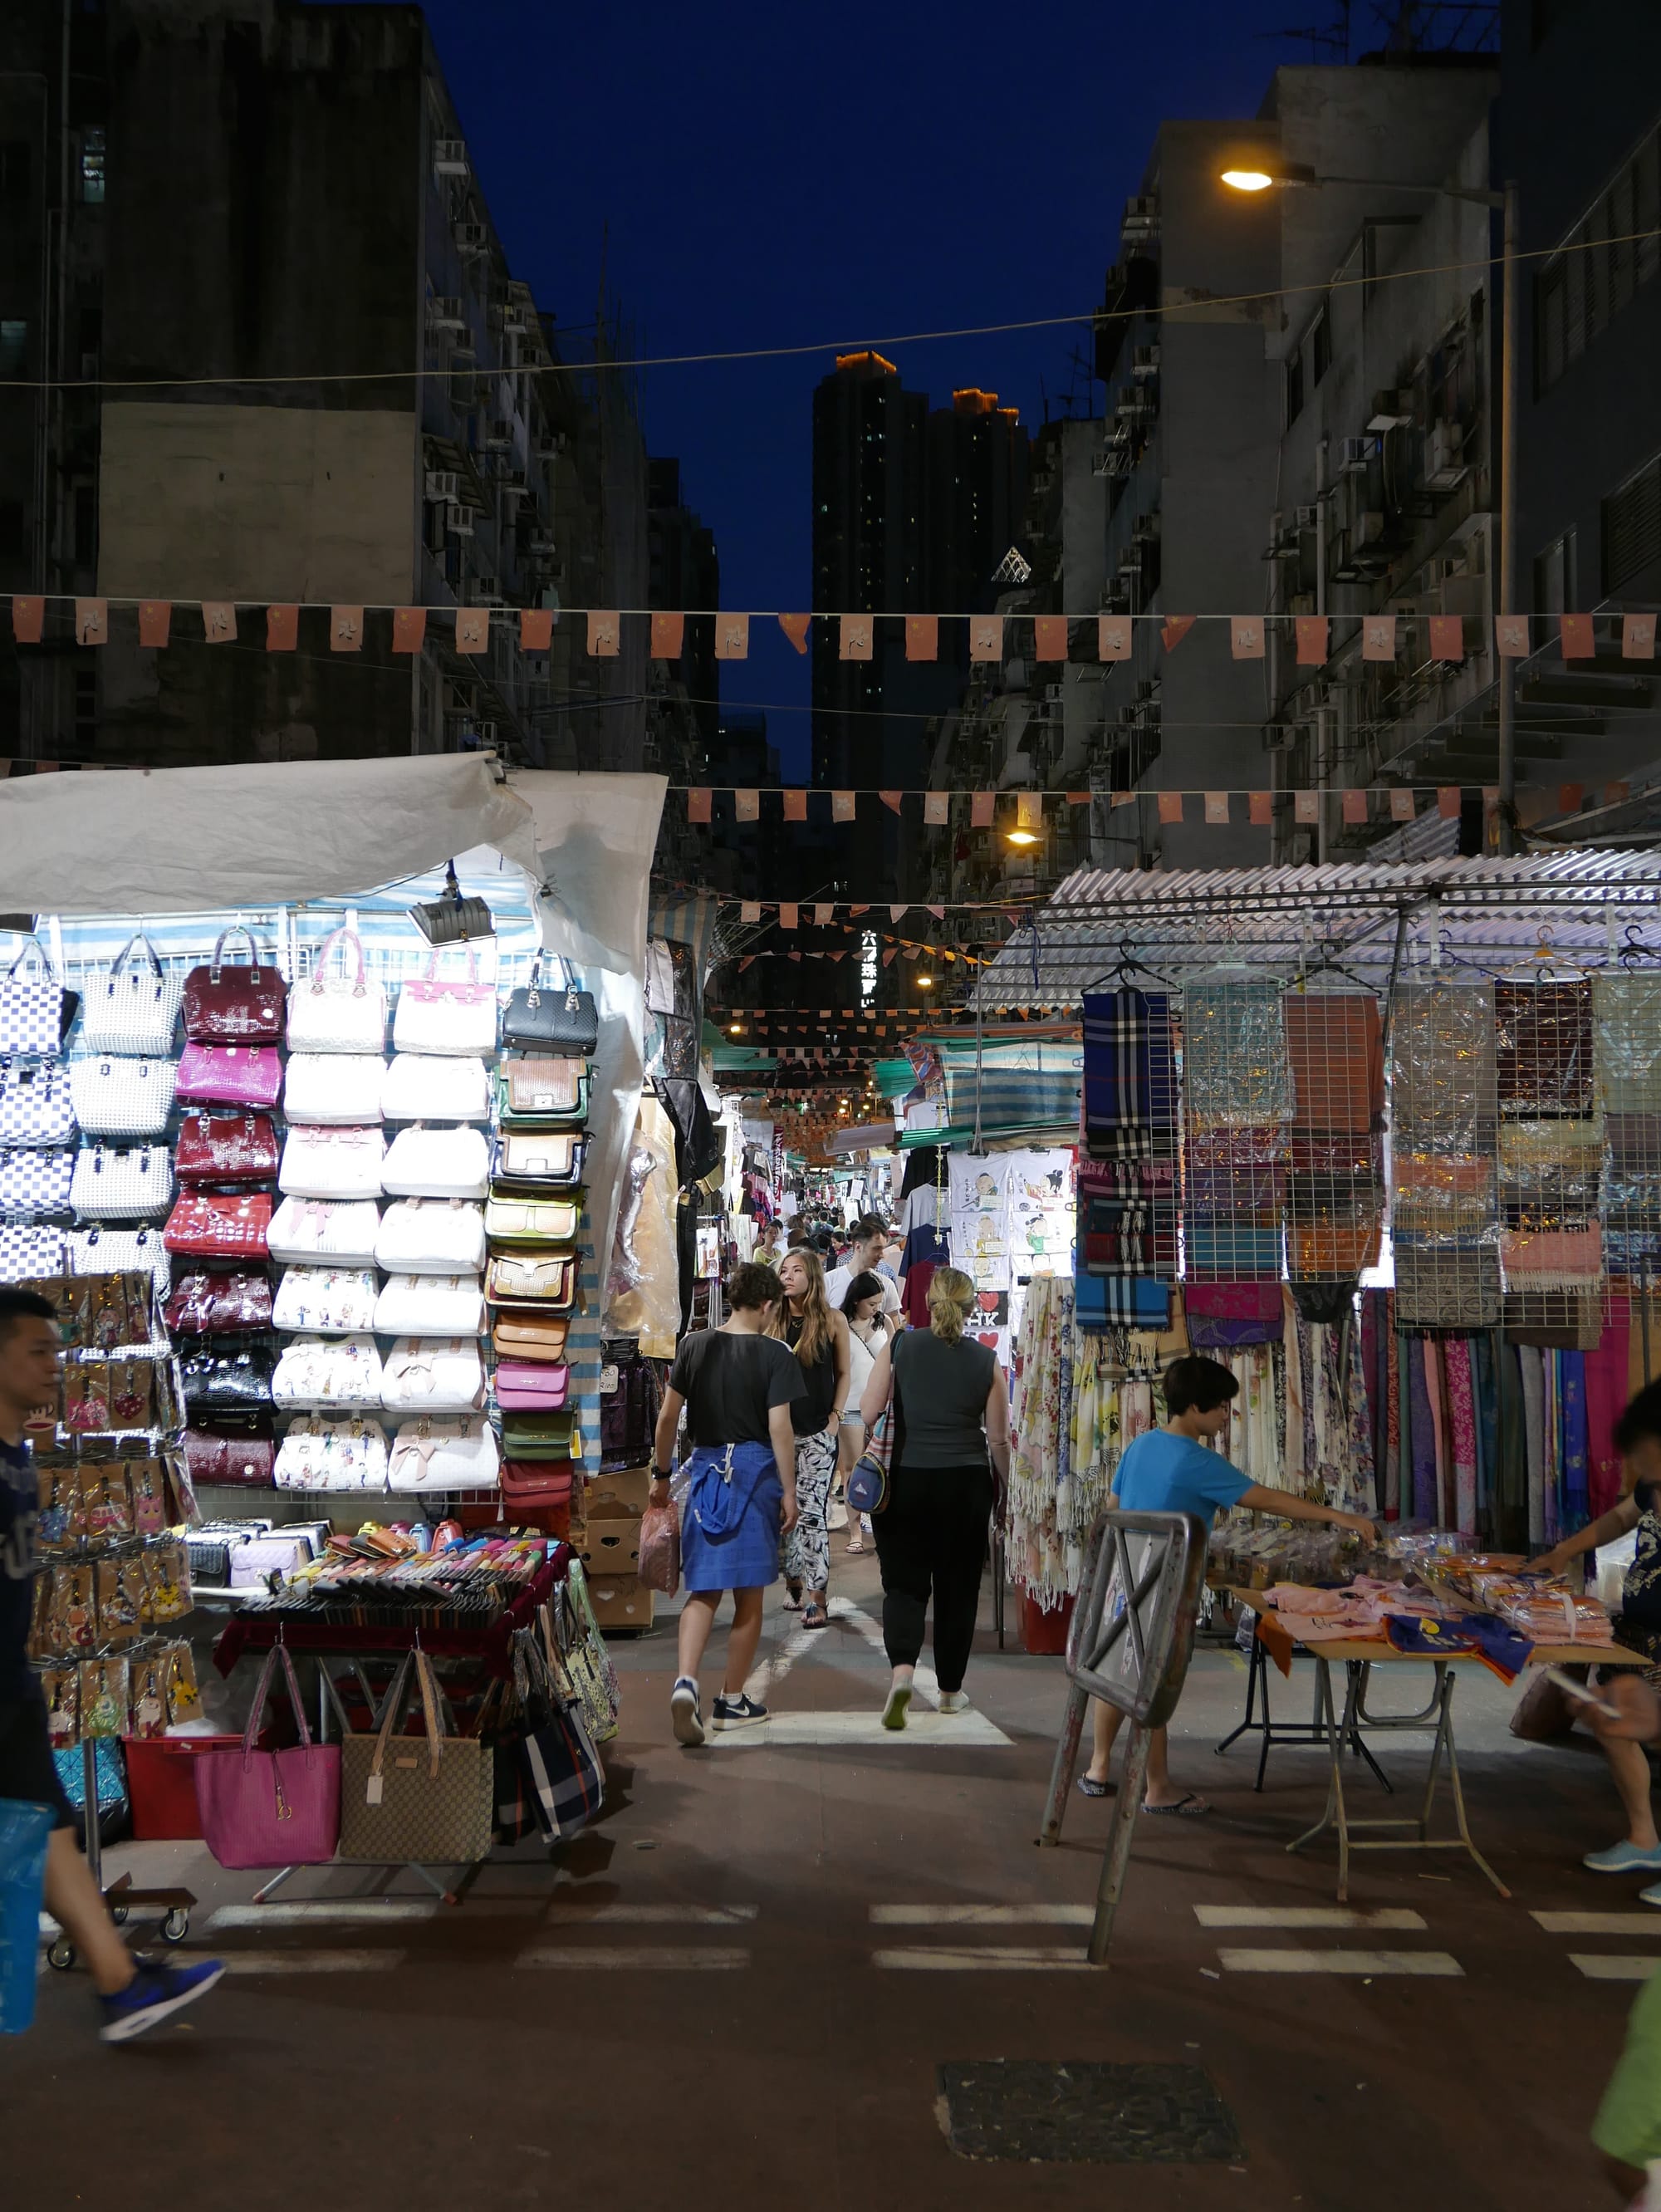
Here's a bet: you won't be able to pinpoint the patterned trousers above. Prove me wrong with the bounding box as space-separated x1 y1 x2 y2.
785 1428 837 1593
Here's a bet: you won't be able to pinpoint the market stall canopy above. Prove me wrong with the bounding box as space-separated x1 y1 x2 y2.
512 770 667 976
0 753 541 916
825 1122 897 1156
973 851 1661 1008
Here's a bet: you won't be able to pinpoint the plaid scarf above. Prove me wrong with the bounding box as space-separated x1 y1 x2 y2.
1081 989 1178 1131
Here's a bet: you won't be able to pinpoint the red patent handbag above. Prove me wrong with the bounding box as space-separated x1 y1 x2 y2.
182 1426 276 1488
174 1111 279 1186
500 1460 575 1511
164 1271 274 1336
163 1190 272 1259
181 926 287 1044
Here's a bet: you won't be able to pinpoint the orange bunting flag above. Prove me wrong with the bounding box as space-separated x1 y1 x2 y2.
832 790 856 822
73 598 107 646
848 905 869 916
787 951 801 963
1623 613 1656 660
1561 612 1595 660
733 789 760 822
137 601 171 649
905 615 938 662
782 788 807 822
521 608 554 652
650 611 684 658
1295 615 1329 665
879 790 903 815
813 903 834 926
1033 616 1068 660
778 904 798 929
9 596 44 645
883 949 899 967
778 613 810 655
1067 791 1090 807
1606 781 1631 807
202 601 238 644
1342 789 1369 825
927 905 945 920
740 901 762 924
1429 615 1464 662
1204 792 1229 824
971 792 995 828
1157 792 1183 824
1294 791 1320 825
1438 787 1462 819
1230 617 1264 660
1099 616 1132 661
715 614 749 660
1558 782 1585 814
687 787 712 824
924 792 948 826
331 606 364 652
1497 615 1530 657
1112 790 1135 807
738 955 756 971
586 611 620 657
1161 615 1196 654
970 616 1002 662
267 604 299 652
1249 791 1272 826
840 616 873 661
1361 616 1395 663
890 905 907 923
390 607 425 654
1390 789 1417 822
457 608 489 655
1016 792 1042 834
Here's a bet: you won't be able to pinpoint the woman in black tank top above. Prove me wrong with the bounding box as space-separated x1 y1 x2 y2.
776 1247 850 1630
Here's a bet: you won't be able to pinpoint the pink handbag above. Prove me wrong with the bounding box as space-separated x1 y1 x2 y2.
194 1643 341 1869
494 1359 569 1411
177 1042 283 1110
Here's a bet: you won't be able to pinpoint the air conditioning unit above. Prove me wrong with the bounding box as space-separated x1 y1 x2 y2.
1296 503 1318 528
426 296 466 333
502 304 532 336
433 139 468 177
484 421 513 451
454 221 488 254
1340 436 1378 472
1359 510 1386 544
1428 418 1466 478
527 534 556 559
1122 194 1159 239
445 503 473 537
499 469 527 498
1132 513 1159 543
1264 723 1292 752
425 468 461 503
1131 344 1160 379
472 579 504 606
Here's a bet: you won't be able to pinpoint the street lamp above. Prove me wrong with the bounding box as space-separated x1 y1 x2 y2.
1221 159 1521 853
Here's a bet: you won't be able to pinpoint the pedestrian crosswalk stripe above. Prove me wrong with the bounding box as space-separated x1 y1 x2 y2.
1532 1912 1661 1935
1194 1906 1427 1931
212 1949 407 1974
1570 1955 1661 1981
209 1902 439 1930
873 1945 1094 1971
871 1904 1094 1926
1217 1948 1463 1976
550 1905 759 1925
517 1945 750 1970
713 1709 1012 1749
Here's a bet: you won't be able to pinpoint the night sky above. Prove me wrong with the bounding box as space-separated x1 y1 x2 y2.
419 0 1315 778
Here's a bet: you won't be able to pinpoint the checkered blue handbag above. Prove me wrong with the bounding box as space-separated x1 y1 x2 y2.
0 1059 75 1148
0 1146 74 1218
0 939 65 1058
0 1224 66 1281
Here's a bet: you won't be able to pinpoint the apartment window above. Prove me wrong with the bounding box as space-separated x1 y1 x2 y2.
0 321 26 379
1535 117 1661 394
1284 346 1305 429
1605 450 1661 593
1309 307 1330 387
1534 528 1576 615
79 127 105 204
0 143 30 208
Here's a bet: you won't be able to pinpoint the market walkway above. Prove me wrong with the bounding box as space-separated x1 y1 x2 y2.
10 1560 1651 2210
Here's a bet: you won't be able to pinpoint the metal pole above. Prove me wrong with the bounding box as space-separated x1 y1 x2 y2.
1085 1722 1151 1964
1496 179 1521 856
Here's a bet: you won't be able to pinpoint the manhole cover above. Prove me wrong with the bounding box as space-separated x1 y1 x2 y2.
938 2059 1243 2164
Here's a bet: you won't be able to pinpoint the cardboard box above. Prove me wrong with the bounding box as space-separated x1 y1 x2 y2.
581 1509 641 1576
589 1576 654 1632
587 1464 653 1515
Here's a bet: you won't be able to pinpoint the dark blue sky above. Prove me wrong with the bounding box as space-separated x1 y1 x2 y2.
420 0 1312 775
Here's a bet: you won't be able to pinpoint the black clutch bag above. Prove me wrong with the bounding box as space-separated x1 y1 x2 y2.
180 1345 275 1419
502 958 599 1053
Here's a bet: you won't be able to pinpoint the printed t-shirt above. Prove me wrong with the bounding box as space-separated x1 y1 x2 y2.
1110 1427 1252 1531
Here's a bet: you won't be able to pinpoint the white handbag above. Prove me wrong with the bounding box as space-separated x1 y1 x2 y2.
386 1414 500 1492
282 1053 386 1126
374 1198 486 1275
380 1054 490 1124
274 1415 390 1493
68 1055 177 1140
0 1058 76 1147
278 1126 385 1201
272 1334 385 1411
272 1266 380 1335
267 1196 383 1268
380 1337 484 1415
391 948 497 1058
380 1123 489 1200
285 927 387 1055
373 1273 484 1337
80 935 183 1057
70 1144 174 1221
67 1224 171 1292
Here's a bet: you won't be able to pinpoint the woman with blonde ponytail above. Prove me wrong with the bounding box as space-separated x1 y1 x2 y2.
774 1246 851 1631
856 1265 1011 1729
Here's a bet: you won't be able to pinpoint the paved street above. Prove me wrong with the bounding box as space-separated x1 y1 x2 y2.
10 1557 1651 2210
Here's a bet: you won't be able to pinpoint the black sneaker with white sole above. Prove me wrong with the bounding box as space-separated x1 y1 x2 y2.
670 1676 705 1746
712 1691 768 1730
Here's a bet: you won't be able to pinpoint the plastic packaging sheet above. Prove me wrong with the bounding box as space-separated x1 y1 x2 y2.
1182 980 1288 1126
1595 974 1661 1113
1391 979 1498 1154
1495 978 1595 1116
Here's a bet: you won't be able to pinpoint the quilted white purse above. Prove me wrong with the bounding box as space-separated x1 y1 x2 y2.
0 939 65 1057
67 1224 171 1292
381 1054 490 1124
0 1147 73 1217
274 1415 390 1493
80 934 183 1057
391 948 497 1058
380 1123 489 1201
285 926 387 1055
70 1144 174 1221
267 1196 382 1268
374 1198 486 1275
380 1337 484 1415
0 1225 66 1281
272 1334 385 1411
68 1056 176 1140
373 1272 484 1337
272 1266 380 1335
282 1053 386 1126
386 1414 500 1492
278 1126 385 1201
0 1059 75 1147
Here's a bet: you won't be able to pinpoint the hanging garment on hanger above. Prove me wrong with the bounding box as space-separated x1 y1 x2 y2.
1408 1340 1437 1525
1444 1341 1478 1539
1561 1350 1590 1528
1585 1320 1629 1519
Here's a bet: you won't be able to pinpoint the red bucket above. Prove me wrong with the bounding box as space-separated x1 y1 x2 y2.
1018 1590 1075 1657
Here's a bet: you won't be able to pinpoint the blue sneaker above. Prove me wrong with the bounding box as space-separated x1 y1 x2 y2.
98 1955 226 2043
1583 1840 1661 1876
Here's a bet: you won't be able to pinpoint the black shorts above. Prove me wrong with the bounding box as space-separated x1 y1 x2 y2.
0 1690 74 1829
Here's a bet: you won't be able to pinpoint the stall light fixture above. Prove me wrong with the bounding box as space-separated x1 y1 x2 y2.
410 860 494 945
917 974 935 988
729 1021 744 1035
1005 827 1040 847
1219 159 1316 192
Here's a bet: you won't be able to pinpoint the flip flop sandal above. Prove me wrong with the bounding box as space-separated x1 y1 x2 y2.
1139 1793 1209 1817
782 1583 804 1611
1076 1775 1116 1799
845 1538 867 1555
801 1605 830 1630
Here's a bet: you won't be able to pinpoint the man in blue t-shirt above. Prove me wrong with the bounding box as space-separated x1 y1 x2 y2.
1080 1353 1375 1815
0 1287 224 2040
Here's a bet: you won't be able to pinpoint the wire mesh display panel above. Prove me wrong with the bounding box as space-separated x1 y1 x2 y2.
1496 969 1605 1334
1389 978 1501 1327
1595 970 1661 1296
1282 987 1384 1289
1182 978 1286 1283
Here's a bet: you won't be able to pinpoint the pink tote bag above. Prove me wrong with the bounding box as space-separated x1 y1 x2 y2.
177 1042 284 1110
493 1359 569 1411
194 1642 341 1868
